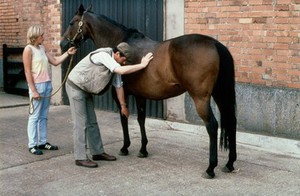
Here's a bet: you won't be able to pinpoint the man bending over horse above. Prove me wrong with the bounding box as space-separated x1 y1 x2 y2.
65 42 153 168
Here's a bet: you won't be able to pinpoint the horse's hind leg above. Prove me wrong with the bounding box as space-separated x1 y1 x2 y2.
213 87 237 173
192 97 218 179
135 96 148 158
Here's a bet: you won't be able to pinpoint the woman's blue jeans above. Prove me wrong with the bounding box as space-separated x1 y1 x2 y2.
27 81 52 148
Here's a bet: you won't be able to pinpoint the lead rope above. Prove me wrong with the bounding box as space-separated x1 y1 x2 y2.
28 54 74 115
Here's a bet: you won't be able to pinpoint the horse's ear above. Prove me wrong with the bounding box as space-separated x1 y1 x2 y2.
78 4 85 15
86 4 92 12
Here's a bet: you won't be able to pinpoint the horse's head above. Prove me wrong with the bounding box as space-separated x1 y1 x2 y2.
61 4 92 50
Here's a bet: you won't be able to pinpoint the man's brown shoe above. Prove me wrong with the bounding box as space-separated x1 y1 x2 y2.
92 152 117 161
75 159 98 168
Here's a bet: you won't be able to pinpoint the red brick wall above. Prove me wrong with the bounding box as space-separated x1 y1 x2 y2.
0 0 62 57
185 0 300 89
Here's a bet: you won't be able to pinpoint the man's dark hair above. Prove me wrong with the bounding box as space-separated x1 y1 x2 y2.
113 47 126 57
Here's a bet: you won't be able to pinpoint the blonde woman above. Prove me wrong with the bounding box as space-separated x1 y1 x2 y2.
23 25 76 155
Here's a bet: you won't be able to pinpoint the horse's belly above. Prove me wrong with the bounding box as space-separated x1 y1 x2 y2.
125 82 185 100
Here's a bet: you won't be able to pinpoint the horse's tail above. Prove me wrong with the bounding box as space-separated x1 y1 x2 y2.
212 41 237 150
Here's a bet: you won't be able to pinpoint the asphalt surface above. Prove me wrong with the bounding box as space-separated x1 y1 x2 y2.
0 91 300 196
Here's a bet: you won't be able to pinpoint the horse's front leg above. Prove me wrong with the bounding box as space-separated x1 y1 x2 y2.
119 112 131 155
112 87 131 156
135 96 148 158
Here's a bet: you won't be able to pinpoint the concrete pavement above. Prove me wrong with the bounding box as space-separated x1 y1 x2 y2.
0 92 300 195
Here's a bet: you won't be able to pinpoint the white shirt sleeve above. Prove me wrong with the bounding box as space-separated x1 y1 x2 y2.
112 74 123 88
90 52 120 72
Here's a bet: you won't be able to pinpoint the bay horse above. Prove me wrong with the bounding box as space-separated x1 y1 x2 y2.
61 4 237 179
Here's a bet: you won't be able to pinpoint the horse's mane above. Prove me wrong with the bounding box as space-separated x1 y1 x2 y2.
124 29 145 41
95 14 128 31
91 12 146 41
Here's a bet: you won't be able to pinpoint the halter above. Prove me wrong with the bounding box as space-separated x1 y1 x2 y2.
67 8 90 46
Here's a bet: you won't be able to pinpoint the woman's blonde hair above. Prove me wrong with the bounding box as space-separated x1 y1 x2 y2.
27 25 44 45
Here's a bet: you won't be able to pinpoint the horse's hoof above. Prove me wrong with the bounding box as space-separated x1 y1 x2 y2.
201 171 215 179
138 152 148 158
221 165 234 173
119 149 129 156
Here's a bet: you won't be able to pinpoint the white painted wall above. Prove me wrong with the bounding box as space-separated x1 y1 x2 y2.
164 0 186 121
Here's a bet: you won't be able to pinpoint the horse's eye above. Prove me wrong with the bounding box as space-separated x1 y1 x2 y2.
70 21 74 26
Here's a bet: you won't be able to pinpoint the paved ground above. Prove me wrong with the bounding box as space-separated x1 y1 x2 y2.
0 92 300 196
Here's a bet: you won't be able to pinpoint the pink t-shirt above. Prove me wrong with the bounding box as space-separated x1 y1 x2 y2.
27 45 51 83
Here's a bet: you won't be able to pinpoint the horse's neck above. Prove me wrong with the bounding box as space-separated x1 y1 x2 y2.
89 16 127 47
88 14 159 59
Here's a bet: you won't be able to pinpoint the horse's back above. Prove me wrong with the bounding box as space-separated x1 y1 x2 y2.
124 41 186 99
169 34 217 49
124 34 221 99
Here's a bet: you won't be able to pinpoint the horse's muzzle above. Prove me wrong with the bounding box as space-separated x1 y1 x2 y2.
60 38 82 51
60 38 71 51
